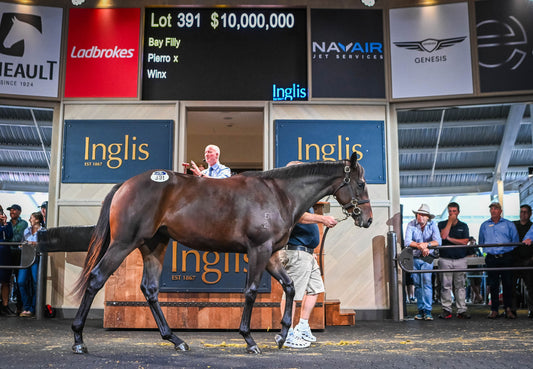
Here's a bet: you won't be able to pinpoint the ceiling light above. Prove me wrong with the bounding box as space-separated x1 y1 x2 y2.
72 0 85 5
361 0 375 6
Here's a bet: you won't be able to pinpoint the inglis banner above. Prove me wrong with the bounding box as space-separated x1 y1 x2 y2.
476 0 533 93
389 2 473 99
62 120 173 183
65 8 140 98
0 2 62 97
275 120 386 184
159 241 271 293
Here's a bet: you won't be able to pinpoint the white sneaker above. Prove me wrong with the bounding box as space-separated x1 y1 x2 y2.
294 324 316 342
283 332 311 348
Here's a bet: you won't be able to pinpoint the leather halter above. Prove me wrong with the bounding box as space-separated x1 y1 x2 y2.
332 164 370 218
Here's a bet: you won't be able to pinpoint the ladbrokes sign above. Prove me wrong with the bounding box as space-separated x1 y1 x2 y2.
65 8 140 98
0 3 62 97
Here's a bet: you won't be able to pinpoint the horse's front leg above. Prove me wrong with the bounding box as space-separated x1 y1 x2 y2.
239 245 271 354
140 246 189 352
266 252 295 349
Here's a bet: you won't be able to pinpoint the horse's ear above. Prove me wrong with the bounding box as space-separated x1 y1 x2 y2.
350 151 358 167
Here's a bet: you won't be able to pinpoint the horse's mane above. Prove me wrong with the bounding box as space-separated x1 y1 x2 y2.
240 160 346 179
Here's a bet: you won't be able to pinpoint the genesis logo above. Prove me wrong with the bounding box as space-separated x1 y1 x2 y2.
0 13 42 57
477 16 528 70
393 37 466 53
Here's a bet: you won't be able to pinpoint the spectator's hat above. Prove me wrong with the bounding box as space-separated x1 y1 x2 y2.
7 204 21 211
412 203 435 219
489 202 502 209
40 201 48 208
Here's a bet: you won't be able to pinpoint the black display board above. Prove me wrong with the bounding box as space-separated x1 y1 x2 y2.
476 1 533 93
142 8 307 101
311 9 385 99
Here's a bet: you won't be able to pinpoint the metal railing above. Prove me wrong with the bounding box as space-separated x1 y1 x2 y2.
397 242 533 273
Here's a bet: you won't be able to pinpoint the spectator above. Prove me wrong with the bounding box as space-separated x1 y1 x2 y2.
190 144 231 179
7 204 28 315
405 204 442 321
39 201 48 228
0 205 15 316
438 202 472 319
18 212 45 317
479 202 519 319
515 205 533 318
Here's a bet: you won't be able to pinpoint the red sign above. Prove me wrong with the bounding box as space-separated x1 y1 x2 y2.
65 8 140 98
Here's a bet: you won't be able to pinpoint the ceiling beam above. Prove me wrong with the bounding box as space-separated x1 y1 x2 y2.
400 165 529 176
0 119 53 128
0 144 51 152
400 184 494 196
0 181 49 193
398 119 506 130
399 143 533 155
0 167 49 174
490 104 527 197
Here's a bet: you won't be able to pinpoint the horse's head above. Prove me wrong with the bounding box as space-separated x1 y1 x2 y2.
332 152 373 228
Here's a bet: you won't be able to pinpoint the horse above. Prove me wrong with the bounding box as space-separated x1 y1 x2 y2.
71 151 373 354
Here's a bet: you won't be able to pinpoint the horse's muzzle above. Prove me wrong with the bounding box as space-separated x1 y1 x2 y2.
351 208 372 228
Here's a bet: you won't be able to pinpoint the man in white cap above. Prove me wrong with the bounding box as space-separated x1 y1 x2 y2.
404 204 442 321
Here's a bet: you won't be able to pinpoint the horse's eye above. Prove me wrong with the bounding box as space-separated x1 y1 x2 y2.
358 181 365 189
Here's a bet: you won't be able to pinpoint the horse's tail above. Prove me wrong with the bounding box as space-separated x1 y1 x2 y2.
73 183 123 300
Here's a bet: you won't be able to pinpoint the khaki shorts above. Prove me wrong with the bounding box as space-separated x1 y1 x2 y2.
280 249 325 301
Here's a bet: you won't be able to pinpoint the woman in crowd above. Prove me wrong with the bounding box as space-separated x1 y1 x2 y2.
18 211 45 317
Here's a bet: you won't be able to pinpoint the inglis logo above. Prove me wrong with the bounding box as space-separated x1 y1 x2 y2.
84 135 150 169
0 13 42 57
272 83 307 101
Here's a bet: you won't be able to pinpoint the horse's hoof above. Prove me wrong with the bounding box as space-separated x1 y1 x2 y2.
275 334 285 349
72 343 88 354
246 345 262 354
175 342 190 351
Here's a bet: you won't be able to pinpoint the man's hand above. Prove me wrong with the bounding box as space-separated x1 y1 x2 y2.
190 160 202 177
524 238 532 246
322 216 338 228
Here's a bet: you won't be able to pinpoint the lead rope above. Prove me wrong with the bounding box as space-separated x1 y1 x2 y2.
318 212 350 276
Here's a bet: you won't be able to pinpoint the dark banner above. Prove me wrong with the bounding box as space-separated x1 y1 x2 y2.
311 9 385 98
275 120 386 184
476 0 533 93
62 120 173 183
159 241 271 293
142 8 307 101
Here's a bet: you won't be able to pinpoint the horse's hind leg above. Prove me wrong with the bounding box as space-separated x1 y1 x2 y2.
140 244 189 351
266 253 295 349
72 244 134 354
239 245 272 354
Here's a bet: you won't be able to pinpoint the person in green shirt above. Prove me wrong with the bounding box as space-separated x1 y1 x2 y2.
6 204 28 316
7 204 28 243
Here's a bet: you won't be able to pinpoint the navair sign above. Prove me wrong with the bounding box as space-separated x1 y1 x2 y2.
65 8 140 98
0 3 62 98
